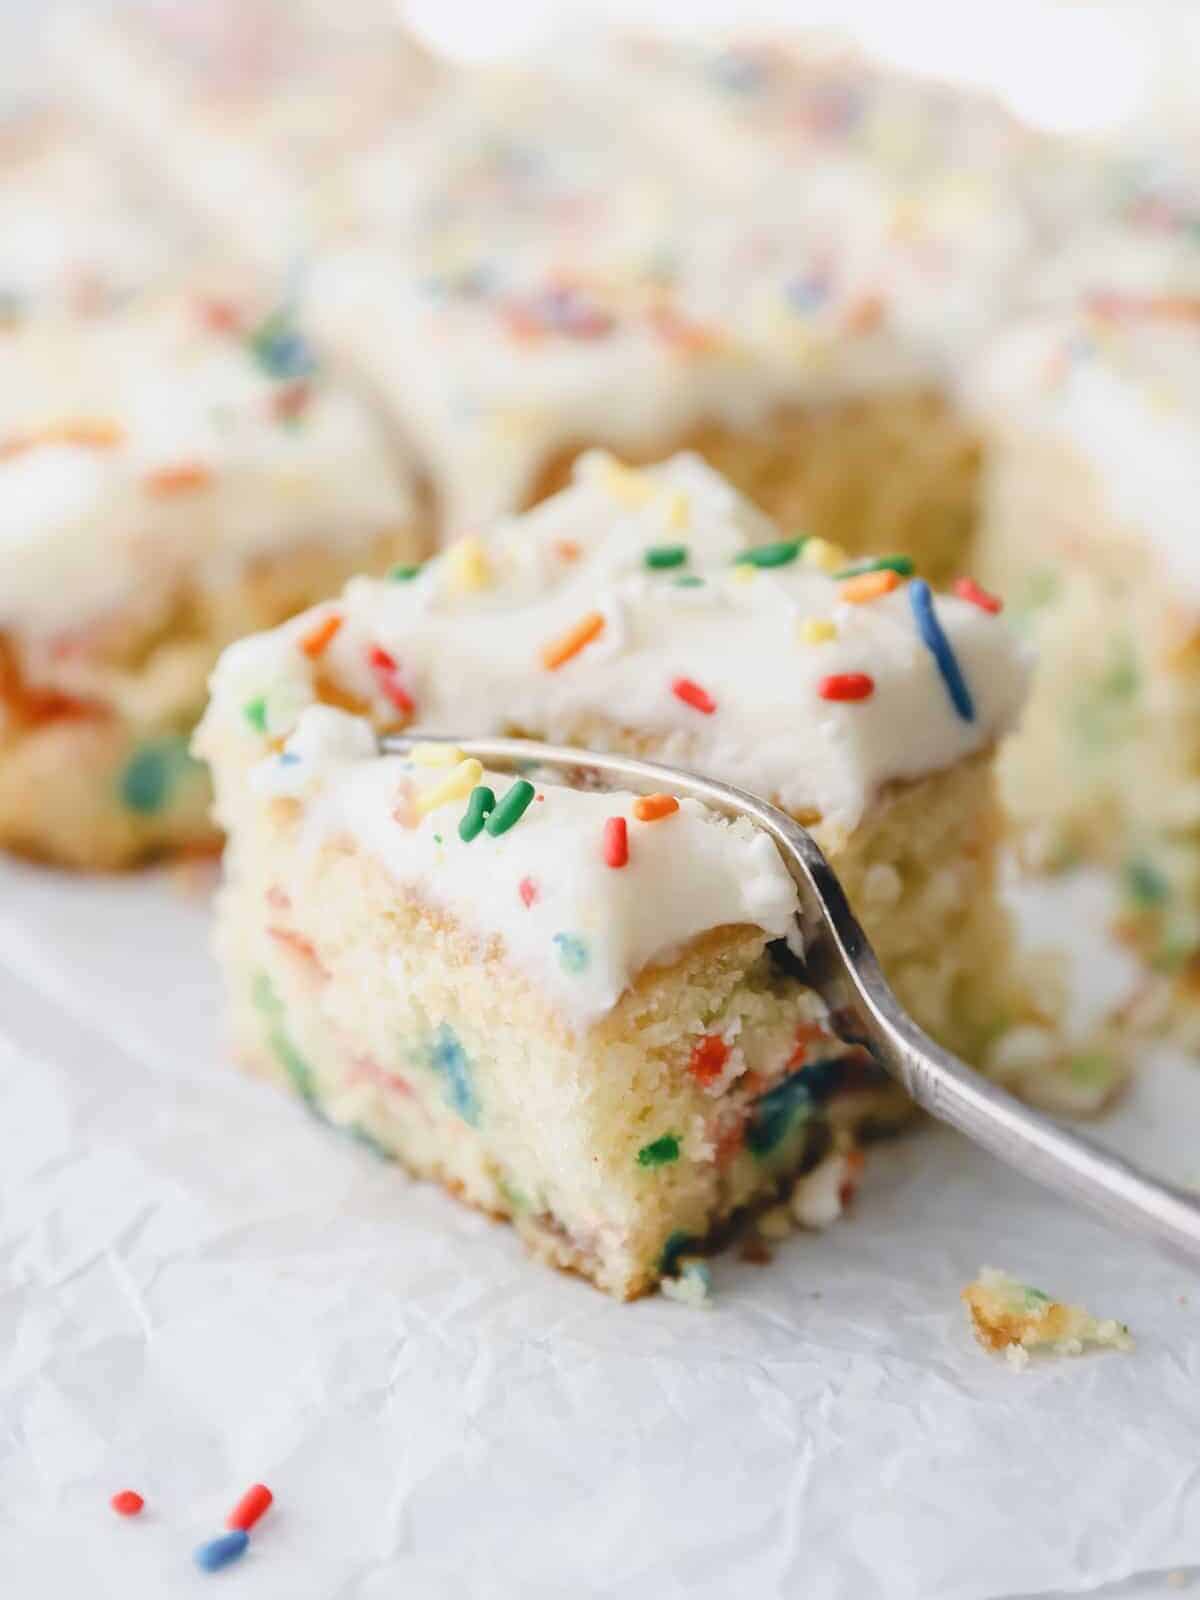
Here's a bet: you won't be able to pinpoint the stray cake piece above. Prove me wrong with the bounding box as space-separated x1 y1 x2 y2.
0 285 424 868
197 452 1050 1289
963 1267 1134 1368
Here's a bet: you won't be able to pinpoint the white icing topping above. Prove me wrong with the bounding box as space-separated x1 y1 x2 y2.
252 705 801 1028
51 2 441 267
202 451 1029 837
0 292 416 637
310 48 1042 528
969 304 1200 597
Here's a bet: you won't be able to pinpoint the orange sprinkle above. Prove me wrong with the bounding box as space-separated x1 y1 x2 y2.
839 568 901 605
0 417 125 460
632 794 679 823
143 462 214 497
844 294 885 335
300 613 343 659
540 610 605 671
553 539 582 563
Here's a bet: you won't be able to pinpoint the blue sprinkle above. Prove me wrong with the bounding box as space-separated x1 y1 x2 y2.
430 1022 478 1125
552 933 589 974
910 578 975 723
745 1073 813 1157
194 1530 249 1572
278 751 301 766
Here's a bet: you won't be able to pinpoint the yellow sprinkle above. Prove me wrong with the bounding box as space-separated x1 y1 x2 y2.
731 564 757 585
447 535 490 592
661 491 690 531
414 758 483 818
409 742 466 768
799 618 838 645
802 537 847 575
604 462 655 507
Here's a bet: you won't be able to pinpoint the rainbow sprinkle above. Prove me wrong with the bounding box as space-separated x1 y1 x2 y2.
541 611 605 670
734 539 804 569
195 1530 249 1573
644 544 688 569
633 794 679 823
414 757 483 818
110 1491 144 1517
839 568 901 604
954 575 1003 614
603 815 629 868
459 784 497 841
910 578 975 722
799 618 837 645
637 1134 681 1167
485 779 536 836
553 932 589 972
833 555 914 580
672 676 716 714
818 672 875 702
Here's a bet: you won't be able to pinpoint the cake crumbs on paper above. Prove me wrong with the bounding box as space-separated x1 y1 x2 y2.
661 1257 713 1308
963 1267 1134 1365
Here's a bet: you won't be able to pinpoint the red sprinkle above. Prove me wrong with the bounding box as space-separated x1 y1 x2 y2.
367 645 416 717
688 1034 730 1086
602 816 629 869
953 576 1003 615
671 676 717 715
518 877 539 908
818 672 875 703
226 1483 273 1533
110 1490 144 1517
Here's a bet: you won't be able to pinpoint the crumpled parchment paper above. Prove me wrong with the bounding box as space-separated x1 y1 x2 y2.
1 857 1197 1600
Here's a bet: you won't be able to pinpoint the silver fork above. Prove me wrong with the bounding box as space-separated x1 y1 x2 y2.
386 732 1200 1268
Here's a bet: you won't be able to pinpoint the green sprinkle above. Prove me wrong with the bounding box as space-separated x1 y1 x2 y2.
1124 857 1169 908
252 972 319 1105
673 575 705 588
644 544 688 570
119 735 196 815
388 563 422 582
745 1073 813 1157
485 778 535 836
832 554 915 580
637 1134 681 1168
433 833 443 845
1023 1286 1051 1309
552 933 589 973
459 784 497 841
243 696 268 733
660 1230 697 1275
734 539 804 569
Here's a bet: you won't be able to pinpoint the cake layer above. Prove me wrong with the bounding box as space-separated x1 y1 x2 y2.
207 725 903 1297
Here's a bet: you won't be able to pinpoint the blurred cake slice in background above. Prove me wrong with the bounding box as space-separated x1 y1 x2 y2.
51 0 445 271
969 280 1200 1037
0 103 183 325
0 280 426 868
309 44 1044 579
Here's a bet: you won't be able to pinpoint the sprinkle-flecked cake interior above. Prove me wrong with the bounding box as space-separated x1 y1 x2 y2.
205 723 899 1298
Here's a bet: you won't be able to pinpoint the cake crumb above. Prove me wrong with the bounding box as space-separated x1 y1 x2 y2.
757 1205 793 1241
963 1267 1134 1361
661 1258 713 1308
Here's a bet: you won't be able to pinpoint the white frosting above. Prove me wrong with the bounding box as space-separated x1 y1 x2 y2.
51 2 441 268
0 119 179 320
0 291 416 637
253 704 801 1027
970 305 1200 598
202 451 1029 838
311 48 1042 528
